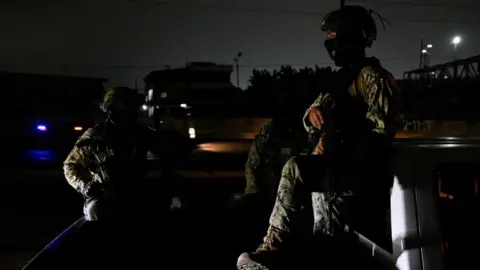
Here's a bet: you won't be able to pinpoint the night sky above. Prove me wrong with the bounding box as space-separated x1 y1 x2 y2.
1 0 478 89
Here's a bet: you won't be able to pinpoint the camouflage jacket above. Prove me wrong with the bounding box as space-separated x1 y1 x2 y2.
63 121 191 198
245 118 312 196
303 58 402 147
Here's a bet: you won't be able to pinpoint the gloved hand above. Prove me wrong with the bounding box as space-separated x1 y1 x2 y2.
313 138 325 155
308 106 324 130
83 181 105 199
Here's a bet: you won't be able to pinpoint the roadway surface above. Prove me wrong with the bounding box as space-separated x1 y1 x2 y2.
0 141 252 269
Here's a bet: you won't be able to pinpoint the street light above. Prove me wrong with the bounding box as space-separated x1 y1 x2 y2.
419 39 433 68
421 48 429 68
451 36 461 60
452 36 461 46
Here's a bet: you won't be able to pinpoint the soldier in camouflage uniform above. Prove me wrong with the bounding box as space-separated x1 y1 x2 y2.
237 5 402 270
244 116 313 199
214 93 314 269
63 87 192 266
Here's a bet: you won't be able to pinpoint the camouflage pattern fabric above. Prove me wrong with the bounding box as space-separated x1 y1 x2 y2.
241 62 400 269
303 59 402 138
63 122 190 200
253 156 326 254
244 122 272 195
247 155 392 270
244 119 312 197
63 127 104 195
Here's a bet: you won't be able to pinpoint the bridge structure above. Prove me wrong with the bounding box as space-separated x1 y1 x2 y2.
399 54 480 121
403 54 480 84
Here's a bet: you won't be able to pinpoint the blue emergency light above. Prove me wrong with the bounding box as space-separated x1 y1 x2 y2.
37 124 47 132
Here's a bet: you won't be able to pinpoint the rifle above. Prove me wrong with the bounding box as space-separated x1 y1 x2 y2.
76 138 115 200
311 87 398 270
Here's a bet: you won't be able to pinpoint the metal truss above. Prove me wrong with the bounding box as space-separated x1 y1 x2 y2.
403 54 480 83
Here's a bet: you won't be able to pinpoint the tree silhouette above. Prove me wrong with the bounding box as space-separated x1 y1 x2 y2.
245 65 333 115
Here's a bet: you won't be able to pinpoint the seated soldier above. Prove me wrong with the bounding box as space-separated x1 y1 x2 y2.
237 5 401 270
214 93 314 269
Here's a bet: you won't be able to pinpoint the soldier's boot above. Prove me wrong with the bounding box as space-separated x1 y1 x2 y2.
237 156 308 270
237 226 288 270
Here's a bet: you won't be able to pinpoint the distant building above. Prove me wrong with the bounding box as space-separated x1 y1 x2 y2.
0 72 107 116
143 62 246 135
143 61 241 106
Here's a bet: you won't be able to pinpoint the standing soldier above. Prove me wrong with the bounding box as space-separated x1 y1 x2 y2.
63 86 193 266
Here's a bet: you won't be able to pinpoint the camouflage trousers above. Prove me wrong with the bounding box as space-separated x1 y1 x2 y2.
253 155 392 262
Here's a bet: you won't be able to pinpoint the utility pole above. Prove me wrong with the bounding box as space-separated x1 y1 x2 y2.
419 39 424 69
340 0 345 8
419 40 433 69
234 52 242 88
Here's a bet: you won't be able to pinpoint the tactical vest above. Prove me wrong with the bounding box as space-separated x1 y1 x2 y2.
314 58 379 158
317 58 393 195
89 122 151 198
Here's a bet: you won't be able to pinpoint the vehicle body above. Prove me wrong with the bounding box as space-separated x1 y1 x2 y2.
0 72 106 154
229 121 477 270
28 116 95 149
389 129 480 270
3 114 99 165
310 128 480 270
142 89 196 140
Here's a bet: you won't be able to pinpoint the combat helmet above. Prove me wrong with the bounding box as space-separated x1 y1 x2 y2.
100 87 142 113
321 5 380 48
